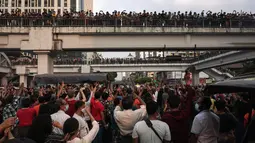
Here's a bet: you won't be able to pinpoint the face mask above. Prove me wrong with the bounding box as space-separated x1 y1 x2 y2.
65 105 69 111
195 103 200 112
81 108 86 113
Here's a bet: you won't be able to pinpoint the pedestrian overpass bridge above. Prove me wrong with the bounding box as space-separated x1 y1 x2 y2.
0 27 255 52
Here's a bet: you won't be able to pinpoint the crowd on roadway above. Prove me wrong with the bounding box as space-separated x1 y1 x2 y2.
0 78 254 143
0 9 255 27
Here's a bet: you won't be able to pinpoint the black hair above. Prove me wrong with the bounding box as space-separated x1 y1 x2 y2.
44 94 51 102
146 101 158 115
95 92 101 99
215 100 226 111
21 98 31 108
38 96 45 104
5 95 14 105
63 118 79 136
102 92 109 100
74 100 85 111
201 96 212 110
168 95 180 109
122 96 133 110
114 98 120 106
27 114 53 143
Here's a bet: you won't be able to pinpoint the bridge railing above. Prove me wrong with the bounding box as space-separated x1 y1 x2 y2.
11 59 194 66
0 17 254 28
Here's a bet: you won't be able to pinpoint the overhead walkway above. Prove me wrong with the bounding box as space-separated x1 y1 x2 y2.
192 51 255 71
204 68 233 81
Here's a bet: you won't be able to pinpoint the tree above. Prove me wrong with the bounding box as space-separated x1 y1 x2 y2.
108 72 117 81
135 77 152 84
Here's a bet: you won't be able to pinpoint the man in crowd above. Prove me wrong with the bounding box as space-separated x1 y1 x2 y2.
190 96 220 143
114 94 147 143
50 98 70 135
132 100 171 143
161 86 194 143
90 92 106 143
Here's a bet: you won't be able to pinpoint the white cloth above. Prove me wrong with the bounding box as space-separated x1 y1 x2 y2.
191 110 220 143
132 120 171 143
153 91 158 102
67 121 99 143
114 105 147 135
51 110 70 135
73 113 90 138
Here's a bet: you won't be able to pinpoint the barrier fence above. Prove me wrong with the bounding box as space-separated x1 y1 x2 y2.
0 17 254 28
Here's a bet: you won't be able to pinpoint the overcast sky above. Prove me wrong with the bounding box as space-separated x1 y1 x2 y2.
93 0 255 58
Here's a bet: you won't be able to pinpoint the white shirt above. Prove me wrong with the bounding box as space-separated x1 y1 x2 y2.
132 120 171 143
51 110 70 135
191 110 220 143
73 113 89 138
67 121 99 143
114 105 147 135
76 92 93 121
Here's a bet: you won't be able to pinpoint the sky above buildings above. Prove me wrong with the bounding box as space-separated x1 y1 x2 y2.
94 0 255 58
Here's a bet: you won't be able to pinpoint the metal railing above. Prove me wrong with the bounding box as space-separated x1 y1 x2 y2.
0 17 255 28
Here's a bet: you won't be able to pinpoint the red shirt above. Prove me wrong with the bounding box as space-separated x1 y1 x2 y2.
66 99 76 117
91 97 104 121
17 108 36 127
161 90 193 143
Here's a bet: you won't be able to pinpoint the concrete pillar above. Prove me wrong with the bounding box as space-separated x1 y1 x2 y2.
19 75 27 87
192 71 200 86
36 51 54 75
81 65 91 73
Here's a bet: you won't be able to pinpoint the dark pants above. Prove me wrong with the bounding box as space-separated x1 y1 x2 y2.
18 126 30 138
92 121 104 143
120 135 132 143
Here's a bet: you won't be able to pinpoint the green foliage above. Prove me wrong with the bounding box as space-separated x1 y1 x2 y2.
135 77 152 84
108 72 117 81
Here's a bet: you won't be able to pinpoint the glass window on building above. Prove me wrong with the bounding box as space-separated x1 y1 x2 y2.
25 0 28 7
51 0 54 7
64 2 67 7
38 9 41 13
31 0 35 7
25 9 28 12
44 0 47 7
18 0 21 7
38 0 41 6
57 0 60 7
11 0 15 7
4 0 8 7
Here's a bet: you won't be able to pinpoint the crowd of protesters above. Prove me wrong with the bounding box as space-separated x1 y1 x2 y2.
0 9 255 27
11 57 192 65
0 77 254 143
11 51 231 66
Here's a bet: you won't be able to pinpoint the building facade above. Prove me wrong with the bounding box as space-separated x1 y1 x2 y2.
0 0 93 14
